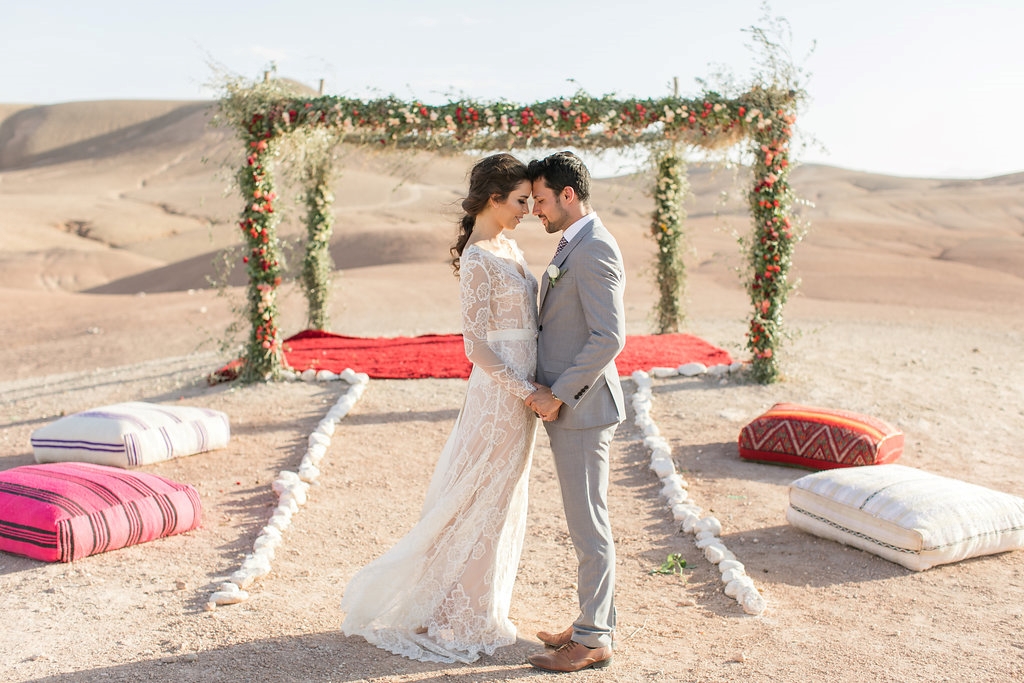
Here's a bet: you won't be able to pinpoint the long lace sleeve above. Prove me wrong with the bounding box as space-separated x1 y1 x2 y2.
460 252 536 400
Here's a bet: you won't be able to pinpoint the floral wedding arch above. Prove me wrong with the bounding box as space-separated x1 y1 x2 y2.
217 66 803 384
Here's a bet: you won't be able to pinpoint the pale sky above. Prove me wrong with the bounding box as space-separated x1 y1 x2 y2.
2 1 1022 179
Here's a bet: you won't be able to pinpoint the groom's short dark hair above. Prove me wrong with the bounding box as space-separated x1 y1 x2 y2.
528 151 591 204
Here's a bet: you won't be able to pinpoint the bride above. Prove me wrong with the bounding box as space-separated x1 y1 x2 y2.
341 153 541 663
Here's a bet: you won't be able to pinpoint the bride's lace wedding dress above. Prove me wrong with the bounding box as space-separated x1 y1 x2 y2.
341 237 539 663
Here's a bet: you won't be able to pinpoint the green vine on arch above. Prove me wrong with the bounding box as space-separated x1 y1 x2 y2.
297 130 337 332
745 99 799 383
234 132 285 382
651 152 688 334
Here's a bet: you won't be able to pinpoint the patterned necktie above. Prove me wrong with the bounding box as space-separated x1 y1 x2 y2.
553 236 569 260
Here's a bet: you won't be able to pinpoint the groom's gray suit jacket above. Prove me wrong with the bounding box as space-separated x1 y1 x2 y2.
536 215 626 429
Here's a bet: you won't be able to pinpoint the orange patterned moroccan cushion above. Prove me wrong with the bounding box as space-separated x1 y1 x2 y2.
739 403 903 470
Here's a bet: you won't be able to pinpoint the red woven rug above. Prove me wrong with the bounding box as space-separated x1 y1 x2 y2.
214 329 733 381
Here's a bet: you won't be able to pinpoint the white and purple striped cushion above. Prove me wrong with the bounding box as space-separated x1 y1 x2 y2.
0 462 202 562
31 402 230 468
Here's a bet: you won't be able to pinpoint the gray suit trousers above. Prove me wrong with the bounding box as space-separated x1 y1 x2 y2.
544 420 618 649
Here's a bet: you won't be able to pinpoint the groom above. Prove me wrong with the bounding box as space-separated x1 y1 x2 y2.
525 151 626 673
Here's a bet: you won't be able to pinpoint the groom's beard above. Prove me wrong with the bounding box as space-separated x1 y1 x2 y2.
541 202 569 234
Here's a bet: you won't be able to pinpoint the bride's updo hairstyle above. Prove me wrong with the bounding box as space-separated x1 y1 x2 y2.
450 153 529 275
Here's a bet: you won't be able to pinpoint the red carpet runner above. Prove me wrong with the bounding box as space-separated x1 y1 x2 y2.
214 330 733 381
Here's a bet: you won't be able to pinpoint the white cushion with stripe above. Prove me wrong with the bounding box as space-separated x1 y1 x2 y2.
787 464 1024 571
31 401 230 468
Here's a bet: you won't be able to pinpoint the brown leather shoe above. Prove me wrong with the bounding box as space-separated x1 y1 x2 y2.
536 625 574 648
527 641 612 672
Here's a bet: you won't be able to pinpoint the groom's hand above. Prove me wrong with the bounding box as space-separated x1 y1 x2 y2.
540 405 561 422
527 384 563 422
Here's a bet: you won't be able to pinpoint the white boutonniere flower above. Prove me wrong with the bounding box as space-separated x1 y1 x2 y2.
546 264 566 287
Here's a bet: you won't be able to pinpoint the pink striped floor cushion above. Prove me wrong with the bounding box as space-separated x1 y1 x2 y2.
0 462 202 562
31 401 230 468
739 402 903 470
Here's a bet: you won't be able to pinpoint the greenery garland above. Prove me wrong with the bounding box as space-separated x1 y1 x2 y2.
744 97 800 383
299 132 336 331
651 153 688 334
225 87 754 153
234 134 286 382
